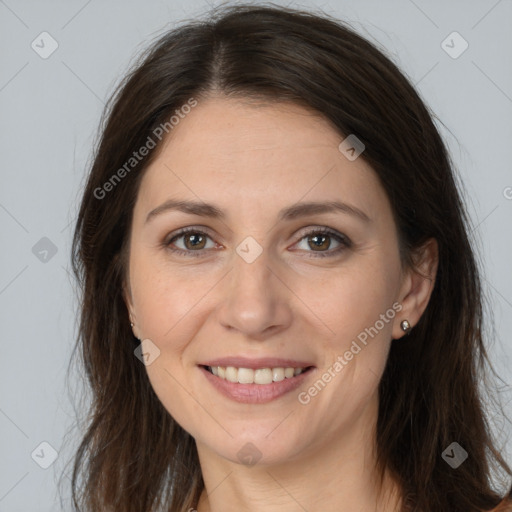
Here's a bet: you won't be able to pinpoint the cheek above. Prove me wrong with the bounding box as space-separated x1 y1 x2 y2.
294 256 399 413
295 261 399 352
129 253 214 433
130 249 209 344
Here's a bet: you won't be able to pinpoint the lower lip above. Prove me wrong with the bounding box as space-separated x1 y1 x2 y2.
199 366 314 404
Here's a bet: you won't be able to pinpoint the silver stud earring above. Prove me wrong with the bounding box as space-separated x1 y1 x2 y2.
400 319 411 333
130 322 140 341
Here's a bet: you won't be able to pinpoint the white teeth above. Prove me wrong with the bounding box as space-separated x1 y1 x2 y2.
237 367 254 384
225 366 238 383
254 368 273 385
272 367 285 382
207 365 308 384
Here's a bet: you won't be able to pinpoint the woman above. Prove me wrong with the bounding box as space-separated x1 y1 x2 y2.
69 3 512 511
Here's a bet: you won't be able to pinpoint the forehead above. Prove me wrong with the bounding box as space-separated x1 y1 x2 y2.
134 96 388 225
159 97 347 162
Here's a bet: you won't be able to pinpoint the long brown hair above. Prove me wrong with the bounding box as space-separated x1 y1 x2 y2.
67 3 512 511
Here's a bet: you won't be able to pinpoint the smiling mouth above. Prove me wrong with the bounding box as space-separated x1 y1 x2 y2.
201 365 314 385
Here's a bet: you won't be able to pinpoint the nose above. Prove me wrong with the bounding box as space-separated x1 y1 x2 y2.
216 247 293 340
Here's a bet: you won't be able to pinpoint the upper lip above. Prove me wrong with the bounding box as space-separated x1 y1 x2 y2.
200 357 315 370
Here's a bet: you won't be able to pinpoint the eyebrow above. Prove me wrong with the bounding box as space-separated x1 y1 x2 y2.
145 199 371 224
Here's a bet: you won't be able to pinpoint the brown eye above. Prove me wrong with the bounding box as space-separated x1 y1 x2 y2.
182 232 207 250
165 228 216 256
294 228 351 258
307 233 332 251
165 227 350 259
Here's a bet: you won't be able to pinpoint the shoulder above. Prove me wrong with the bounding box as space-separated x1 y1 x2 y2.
487 499 512 512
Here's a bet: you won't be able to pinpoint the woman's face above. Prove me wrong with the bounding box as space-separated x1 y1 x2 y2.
125 96 420 467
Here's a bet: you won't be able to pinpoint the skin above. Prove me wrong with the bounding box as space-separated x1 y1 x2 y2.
124 96 438 512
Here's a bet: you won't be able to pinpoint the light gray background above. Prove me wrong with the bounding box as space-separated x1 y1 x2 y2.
1 0 511 510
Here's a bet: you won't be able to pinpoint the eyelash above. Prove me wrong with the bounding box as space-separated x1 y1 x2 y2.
163 226 352 259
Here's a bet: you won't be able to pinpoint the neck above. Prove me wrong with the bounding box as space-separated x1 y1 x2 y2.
195 392 403 512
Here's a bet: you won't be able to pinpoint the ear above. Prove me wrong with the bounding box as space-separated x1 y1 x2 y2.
392 238 438 340
122 276 140 340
